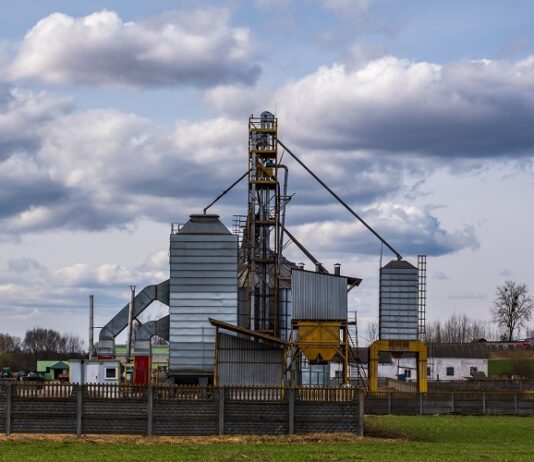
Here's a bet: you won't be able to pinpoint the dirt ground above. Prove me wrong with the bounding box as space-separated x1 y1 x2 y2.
0 433 372 445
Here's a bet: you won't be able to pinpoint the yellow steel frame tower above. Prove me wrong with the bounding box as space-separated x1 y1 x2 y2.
246 113 281 336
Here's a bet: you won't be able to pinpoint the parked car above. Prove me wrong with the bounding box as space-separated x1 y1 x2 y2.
514 338 534 347
20 372 46 382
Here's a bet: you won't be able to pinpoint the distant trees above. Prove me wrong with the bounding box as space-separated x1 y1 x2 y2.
0 328 85 371
425 314 489 343
0 333 22 353
491 281 534 342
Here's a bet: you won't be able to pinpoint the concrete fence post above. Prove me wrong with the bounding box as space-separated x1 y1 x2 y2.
387 392 392 414
514 393 518 415
76 384 83 437
218 387 225 436
482 392 486 415
419 393 423 416
5 383 12 436
288 388 295 435
358 390 365 437
147 385 154 436
451 392 455 413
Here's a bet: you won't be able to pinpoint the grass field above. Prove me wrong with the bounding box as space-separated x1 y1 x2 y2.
1 416 533 462
489 358 534 376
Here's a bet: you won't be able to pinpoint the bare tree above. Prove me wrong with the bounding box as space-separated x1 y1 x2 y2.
23 328 65 358
491 281 534 342
63 333 85 354
426 314 489 343
366 321 379 343
0 333 22 353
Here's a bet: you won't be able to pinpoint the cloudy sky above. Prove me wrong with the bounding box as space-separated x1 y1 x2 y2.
1 0 533 344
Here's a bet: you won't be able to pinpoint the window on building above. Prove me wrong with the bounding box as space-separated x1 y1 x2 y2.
105 368 117 379
446 367 454 376
427 367 431 377
470 366 478 376
404 369 412 378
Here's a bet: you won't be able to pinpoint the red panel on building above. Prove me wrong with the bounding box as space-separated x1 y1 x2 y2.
134 355 151 385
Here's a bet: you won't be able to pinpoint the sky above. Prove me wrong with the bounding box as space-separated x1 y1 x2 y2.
1 0 534 345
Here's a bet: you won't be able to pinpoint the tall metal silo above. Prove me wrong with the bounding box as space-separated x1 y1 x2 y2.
169 214 237 383
379 260 419 340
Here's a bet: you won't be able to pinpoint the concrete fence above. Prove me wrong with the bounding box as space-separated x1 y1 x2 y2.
365 391 534 416
0 383 363 437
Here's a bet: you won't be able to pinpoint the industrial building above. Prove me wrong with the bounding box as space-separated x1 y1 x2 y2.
90 111 428 389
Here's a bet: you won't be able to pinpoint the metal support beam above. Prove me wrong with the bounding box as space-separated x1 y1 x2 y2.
282 226 329 274
277 138 402 261
203 170 249 215
368 339 428 393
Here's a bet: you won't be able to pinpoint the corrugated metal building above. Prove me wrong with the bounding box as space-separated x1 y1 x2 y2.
292 269 348 321
217 332 283 386
169 214 237 382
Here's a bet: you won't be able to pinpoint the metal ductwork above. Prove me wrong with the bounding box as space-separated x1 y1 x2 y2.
134 314 170 356
97 279 170 358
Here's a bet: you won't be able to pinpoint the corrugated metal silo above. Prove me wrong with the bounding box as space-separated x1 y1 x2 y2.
379 260 419 340
169 214 237 382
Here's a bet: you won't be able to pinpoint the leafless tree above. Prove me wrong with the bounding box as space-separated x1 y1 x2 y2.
491 281 534 342
366 321 379 343
63 333 85 354
23 328 85 358
0 333 22 353
426 314 489 343
23 328 65 358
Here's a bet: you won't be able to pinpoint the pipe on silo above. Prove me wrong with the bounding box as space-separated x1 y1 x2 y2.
334 263 341 276
126 286 136 363
315 263 322 273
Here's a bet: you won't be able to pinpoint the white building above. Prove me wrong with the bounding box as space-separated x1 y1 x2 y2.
331 343 489 384
69 359 121 384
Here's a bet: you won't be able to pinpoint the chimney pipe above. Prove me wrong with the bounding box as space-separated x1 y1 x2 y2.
88 295 94 360
315 262 322 273
126 286 136 364
297 262 305 270
334 263 341 276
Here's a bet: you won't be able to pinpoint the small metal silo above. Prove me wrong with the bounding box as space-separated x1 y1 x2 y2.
169 214 237 383
379 260 418 340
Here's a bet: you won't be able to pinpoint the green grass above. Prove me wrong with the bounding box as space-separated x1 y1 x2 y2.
1 416 534 461
489 359 534 376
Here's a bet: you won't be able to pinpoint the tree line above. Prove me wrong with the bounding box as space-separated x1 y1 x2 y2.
0 328 85 371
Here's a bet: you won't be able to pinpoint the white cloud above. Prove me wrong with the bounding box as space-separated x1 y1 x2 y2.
291 202 479 257
203 84 271 117
0 85 71 158
7 10 259 88
276 56 534 158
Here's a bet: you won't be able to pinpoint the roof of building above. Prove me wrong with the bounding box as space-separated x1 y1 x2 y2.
427 343 490 359
177 214 231 235
49 361 69 370
382 259 417 270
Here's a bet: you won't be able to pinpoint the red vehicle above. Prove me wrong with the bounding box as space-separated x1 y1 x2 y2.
515 338 534 347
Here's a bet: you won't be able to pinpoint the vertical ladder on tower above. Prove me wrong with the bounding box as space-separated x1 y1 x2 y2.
418 255 427 341
347 309 368 390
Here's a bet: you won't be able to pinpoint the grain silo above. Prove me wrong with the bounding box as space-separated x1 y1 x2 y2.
169 214 237 384
379 260 419 340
